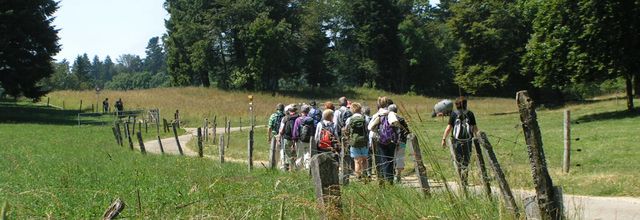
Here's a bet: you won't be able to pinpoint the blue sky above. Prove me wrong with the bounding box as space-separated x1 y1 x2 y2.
53 0 440 62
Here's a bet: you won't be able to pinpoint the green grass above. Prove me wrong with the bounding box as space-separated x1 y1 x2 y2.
0 100 503 218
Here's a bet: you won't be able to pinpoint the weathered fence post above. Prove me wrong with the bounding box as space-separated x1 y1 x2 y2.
63 100 65 110
204 118 209 142
79 99 83 112
112 127 120 145
102 198 125 220
473 139 492 198
248 129 254 171
197 128 203 157
115 123 123 147
136 132 146 154
339 140 350 185
269 138 277 169
517 90 562 220
310 153 342 220
144 120 148 133
240 117 243 131
226 120 231 149
172 122 184 155
478 132 519 217
219 135 225 163
213 116 217 144
407 134 430 196
125 122 134 150
132 116 137 134
157 136 164 154
47 97 50 107
563 110 571 174
163 119 169 133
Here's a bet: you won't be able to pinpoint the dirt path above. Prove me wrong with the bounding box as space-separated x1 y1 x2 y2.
401 176 640 220
142 131 639 219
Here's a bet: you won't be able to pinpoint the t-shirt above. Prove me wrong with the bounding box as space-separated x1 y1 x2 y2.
268 111 285 135
448 110 477 126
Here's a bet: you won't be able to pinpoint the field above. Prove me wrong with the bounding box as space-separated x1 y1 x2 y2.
0 100 504 219
48 87 640 197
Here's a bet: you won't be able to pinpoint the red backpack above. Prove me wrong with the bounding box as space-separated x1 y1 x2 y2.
318 123 335 150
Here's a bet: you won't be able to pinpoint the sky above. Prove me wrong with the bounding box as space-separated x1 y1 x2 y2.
53 0 440 63
53 0 168 62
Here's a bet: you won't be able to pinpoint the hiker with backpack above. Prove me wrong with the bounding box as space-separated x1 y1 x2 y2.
315 109 340 161
388 104 411 183
267 103 285 144
292 104 315 169
342 102 370 179
333 97 352 138
368 96 400 184
441 97 478 185
309 100 322 126
278 104 300 171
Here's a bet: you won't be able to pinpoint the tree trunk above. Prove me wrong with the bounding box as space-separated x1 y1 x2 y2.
625 74 634 111
634 73 639 98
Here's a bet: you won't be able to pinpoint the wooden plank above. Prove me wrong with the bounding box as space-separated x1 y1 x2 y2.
172 122 184 155
517 90 562 220
407 134 430 196
197 127 203 157
219 135 225 163
478 132 519 218
310 153 342 220
136 131 146 154
102 198 125 220
563 110 571 174
269 138 277 169
125 122 134 150
473 139 492 198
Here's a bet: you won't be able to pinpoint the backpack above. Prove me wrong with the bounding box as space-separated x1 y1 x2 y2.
318 123 336 150
282 115 298 140
336 108 352 136
378 115 397 145
269 112 285 133
299 117 315 143
348 115 367 147
453 110 472 141
309 107 322 125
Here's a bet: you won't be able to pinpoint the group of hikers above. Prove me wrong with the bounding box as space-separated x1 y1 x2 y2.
267 96 477 184
102 98 125 115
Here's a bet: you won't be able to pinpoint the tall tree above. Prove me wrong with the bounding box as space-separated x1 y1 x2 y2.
144 36 166 75
0 0 60 99
72 54 92 89
102 56 116 82
90 55 103 88
449 0 532 96
116 54 143 73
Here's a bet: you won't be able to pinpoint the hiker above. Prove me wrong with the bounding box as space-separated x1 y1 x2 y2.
343 102 370 179
114 98 124 116
309 100 322 126
333 97 351 138
362 106 374 177
314 109 339 161
267 103 286 144
278 104 299 171
368 96 400 184
441 96 478 185
324 101 335 111
102 98 109 113
292 104 315 169
388 104 410 183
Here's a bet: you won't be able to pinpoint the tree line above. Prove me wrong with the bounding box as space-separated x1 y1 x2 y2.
1 0 638 110
163 0 639 109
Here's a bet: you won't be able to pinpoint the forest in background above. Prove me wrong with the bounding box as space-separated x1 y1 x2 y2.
2 0 639 109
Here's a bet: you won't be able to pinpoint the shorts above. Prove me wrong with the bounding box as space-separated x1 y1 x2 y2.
350 147 369 158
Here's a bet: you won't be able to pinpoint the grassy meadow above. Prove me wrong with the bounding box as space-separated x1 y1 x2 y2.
1 100 507 218
53 87 640 197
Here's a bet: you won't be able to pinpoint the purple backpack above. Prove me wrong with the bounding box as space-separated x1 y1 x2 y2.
378 115 397 145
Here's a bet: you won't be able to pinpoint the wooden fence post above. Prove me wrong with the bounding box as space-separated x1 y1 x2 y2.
172 123 184 155
136 132 146 154
47 97 50 107
204 118 209 142
248 128 254 171
62 100 65 110
163 119 168 133
157 136 164 154
226 120 231 149
115 123 123 147
219 135 225 163
478 132 519 217
339 139 350 185
517 90 562 220
125 122 134 150
197 128 203 157
112 127 120 145
269 138 277 169
240 117 242 131
407 134 430 196
563 110 571 174
132 116 137 134
310 153 342 220
102 198 125 220
79 99 83 112
213 116 217 144
473 139 492 198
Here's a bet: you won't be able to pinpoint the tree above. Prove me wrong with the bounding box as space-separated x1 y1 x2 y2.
144 36 166 75
0 0 60 99
102 56 116 82
90 55 103 88
116 54 144 73
524 0 640 110
72 54 92 89
449 0 532 96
